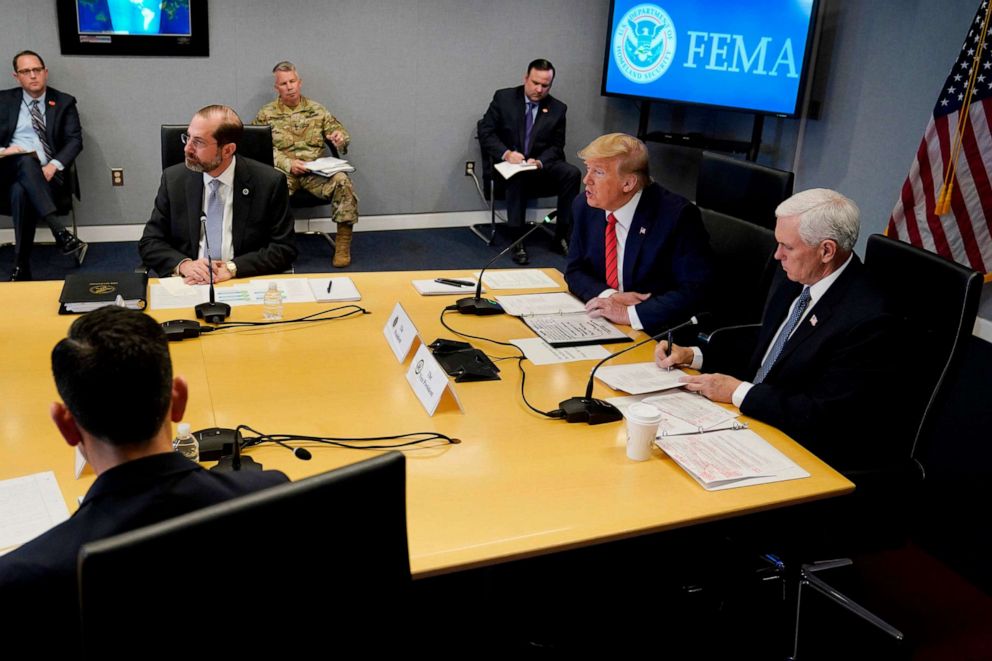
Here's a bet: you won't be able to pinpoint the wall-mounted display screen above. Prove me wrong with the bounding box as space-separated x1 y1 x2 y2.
601 0 819 116
57 0 209 57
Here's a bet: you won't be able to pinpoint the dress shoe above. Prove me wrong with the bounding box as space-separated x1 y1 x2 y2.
512 245 530 266
9 266 32 281
57 232 88 265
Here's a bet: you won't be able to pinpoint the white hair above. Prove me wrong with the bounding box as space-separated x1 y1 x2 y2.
775 188 860 252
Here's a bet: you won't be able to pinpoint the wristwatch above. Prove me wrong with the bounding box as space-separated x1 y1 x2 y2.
226 260 237 278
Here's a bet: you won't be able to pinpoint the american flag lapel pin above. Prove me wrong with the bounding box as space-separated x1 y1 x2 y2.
810 315 818 327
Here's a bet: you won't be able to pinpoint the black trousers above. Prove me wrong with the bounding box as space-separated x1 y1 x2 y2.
1 154 64 268
503 160 581 241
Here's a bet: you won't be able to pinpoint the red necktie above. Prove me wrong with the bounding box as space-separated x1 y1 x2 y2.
605 212 619 290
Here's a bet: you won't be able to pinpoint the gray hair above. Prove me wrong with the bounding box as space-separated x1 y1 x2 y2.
775 188 860 252
272 61 297 74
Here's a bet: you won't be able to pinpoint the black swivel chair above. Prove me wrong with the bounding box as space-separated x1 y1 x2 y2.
784 234 983 658
695 150 794 230
698 208 778 335
160 124 274 169
288 137 343 249
0 161 84 264
78 452 410 659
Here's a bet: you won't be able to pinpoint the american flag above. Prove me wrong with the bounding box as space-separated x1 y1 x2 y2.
888 1 992 276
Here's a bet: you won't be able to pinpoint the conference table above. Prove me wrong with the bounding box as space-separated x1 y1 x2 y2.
0 269 853 578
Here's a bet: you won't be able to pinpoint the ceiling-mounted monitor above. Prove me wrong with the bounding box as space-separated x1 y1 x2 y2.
56 0 209 57
601 0 819 117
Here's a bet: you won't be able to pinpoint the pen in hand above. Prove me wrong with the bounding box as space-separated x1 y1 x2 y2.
666 330 673 372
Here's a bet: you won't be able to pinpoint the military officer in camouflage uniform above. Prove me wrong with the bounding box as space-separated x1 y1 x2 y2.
254 61 359 267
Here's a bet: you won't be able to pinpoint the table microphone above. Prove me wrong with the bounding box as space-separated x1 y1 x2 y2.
212 429 262 472
194 214 231 324
554 314 708 425
456 210 557 315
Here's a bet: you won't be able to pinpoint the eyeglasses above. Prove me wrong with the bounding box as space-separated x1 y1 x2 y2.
180 133 217 150
15 67 45 77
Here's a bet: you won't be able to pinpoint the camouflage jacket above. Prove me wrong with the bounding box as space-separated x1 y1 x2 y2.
253 96 350 174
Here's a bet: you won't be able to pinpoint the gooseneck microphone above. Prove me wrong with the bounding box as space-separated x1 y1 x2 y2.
554 314 708 425
456 210 558 316
211 429 262 472
194 214 231 324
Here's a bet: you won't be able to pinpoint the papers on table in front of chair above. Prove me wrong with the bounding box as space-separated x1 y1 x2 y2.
658 428 810 491
0 471 70 554
522 313 632 348
595 362 687 395
608 392 810 491
149 277 362 309
510 338 611 365
494 161 537 180
411 278 483 296
496 292 585 316
475 269 558 290
304 156 355 177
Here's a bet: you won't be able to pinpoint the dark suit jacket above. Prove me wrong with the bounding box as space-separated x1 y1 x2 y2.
0 85 82 200
564 182 713 335
0 452 287 655
478 86 567 169
706 257 906 469
139 156 297 277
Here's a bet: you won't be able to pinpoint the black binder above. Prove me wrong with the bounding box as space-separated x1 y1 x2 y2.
58 272 148 314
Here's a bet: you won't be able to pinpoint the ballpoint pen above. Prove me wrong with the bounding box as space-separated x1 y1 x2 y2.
435 278 475 287
666 330 673 371
327 280 333 293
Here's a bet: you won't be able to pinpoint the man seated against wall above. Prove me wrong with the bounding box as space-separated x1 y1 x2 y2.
254 61 359 268
139 104 297 283
565 133 713 335
656 188 908 470
0 306 288 654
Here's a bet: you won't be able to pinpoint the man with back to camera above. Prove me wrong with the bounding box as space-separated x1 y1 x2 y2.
565 132 713 335
0 49 87 280
656 188 906 469
0 306 288 654
139 104 298 283
478 58 581 264
254 61 359 268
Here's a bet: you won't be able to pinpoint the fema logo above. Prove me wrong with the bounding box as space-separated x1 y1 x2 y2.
613 4 677 83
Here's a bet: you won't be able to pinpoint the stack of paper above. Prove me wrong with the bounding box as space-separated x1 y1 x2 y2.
412 279 482 296
304 156 355 177
149 277 362 309
496 292 585 316
595 362 687 394
476 269 558 290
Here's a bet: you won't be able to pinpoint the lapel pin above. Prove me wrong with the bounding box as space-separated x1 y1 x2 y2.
639 227 647 235
541 107 548 113
810 315 818 327
242 188 249 196
48 100 56 106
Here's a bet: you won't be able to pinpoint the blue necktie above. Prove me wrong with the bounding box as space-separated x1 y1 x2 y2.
754 286 811 384
524 101 536 153
205 179 224 261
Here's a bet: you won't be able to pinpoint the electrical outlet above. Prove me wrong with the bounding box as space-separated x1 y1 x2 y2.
111 168 124 187
465 161 475 176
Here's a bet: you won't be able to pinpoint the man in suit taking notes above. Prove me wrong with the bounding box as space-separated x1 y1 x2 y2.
478 59 581 264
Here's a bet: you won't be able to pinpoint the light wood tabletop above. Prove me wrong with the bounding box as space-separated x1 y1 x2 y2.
0 271 853 577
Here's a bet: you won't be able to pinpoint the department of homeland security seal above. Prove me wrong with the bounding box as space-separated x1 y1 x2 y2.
613 4 677 83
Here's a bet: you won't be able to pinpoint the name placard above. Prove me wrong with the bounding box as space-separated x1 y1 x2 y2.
405 343 463 416
382 301 422 363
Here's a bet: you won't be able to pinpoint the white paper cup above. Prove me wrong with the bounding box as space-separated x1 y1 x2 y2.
625 402 663 461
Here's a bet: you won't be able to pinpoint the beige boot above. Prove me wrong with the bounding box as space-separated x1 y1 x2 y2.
333 223 353 268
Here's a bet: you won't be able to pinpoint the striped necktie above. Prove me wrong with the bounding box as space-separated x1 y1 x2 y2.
29 99 61 184
754 286 811 384
605 212 620 290
205 179 224 261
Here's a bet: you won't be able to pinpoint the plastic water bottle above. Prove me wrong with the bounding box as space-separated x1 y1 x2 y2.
263 282 283 320
174 422 199 462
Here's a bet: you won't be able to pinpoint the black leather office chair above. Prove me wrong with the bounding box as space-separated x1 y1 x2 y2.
160 124 275 169
288 138 343 248
785 234 983 658
78 452 410 659
695 151 794 230
698 208 778 334
0 161 84 263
